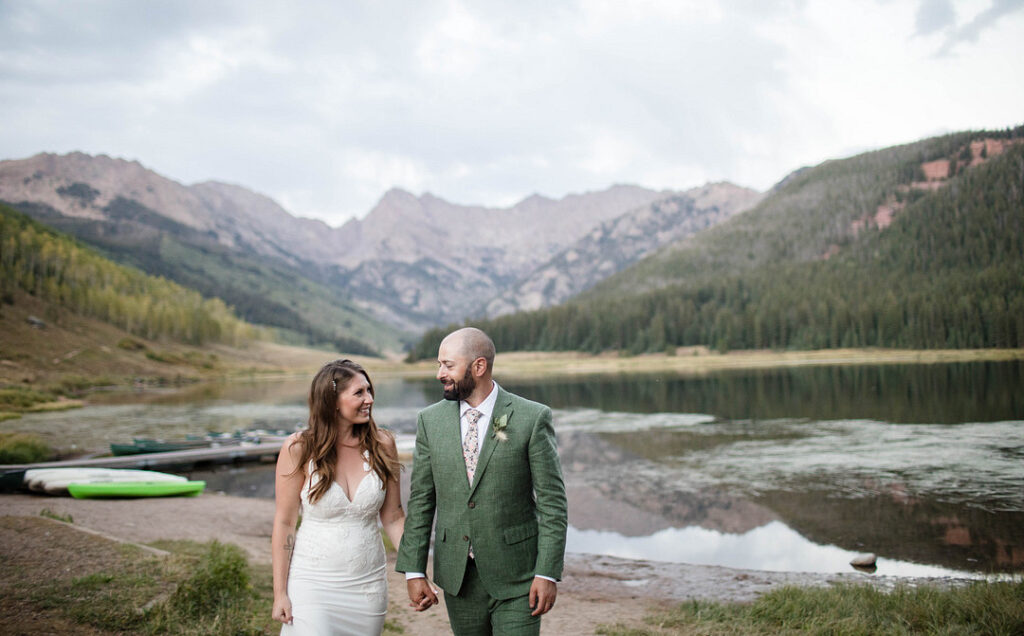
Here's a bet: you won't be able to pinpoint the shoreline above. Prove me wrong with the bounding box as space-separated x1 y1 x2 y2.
482 346 1024 378
0 493 982 634
5 346 1022 418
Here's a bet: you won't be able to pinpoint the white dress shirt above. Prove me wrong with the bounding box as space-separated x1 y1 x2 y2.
460 380 497 454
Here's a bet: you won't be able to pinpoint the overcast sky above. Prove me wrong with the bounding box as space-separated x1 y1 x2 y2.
2 0 1022 225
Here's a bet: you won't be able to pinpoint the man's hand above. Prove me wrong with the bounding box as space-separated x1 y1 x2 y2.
529 577 557 616
407 577 439 611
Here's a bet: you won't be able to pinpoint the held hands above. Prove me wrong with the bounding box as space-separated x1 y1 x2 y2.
272 594 293 624
407 577 439 611
529 577 557 616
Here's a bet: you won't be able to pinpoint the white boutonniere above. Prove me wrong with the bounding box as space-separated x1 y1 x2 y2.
492 414 509 441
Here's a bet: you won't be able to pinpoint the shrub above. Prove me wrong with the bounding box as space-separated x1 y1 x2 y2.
0 432 53 463
167 541 250 618
0 387 55 409
117 338 148 351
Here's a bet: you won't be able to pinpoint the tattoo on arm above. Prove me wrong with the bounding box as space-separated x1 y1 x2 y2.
284 533 295 573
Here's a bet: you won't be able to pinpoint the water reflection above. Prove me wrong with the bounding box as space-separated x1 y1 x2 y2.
555 412 1024 574
500 361 1024 423
5 362 1023 578
597 418 1024 513
757 489 1024 573
7 380 427 454
567 521 974 578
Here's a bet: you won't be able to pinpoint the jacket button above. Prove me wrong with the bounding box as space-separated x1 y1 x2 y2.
463 535 469 542
468 501 476 509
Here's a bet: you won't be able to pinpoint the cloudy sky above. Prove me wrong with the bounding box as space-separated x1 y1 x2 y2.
2 0 1022 225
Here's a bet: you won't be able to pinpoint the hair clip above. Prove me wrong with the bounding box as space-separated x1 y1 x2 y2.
331 379 337 391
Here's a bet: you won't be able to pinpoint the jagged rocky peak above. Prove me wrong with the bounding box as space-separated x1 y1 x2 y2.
0 151 212 229
481 181 761 318
378 186 420 205
687 181 763 209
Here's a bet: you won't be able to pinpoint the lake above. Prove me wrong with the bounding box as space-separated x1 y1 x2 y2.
7 360 1023 578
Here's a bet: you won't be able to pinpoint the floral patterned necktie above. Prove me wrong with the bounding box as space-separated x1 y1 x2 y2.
463 408 482 484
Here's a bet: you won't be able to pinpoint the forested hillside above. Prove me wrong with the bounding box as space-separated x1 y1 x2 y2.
12 199 387 356
0 203 256 345
408 128 1024 358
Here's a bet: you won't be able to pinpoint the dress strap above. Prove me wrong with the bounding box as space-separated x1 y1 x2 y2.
305 459 319 487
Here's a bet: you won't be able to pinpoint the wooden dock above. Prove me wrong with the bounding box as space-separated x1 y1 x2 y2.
0 439 285 474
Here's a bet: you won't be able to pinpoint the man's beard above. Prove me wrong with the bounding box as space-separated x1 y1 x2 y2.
442 368 476 401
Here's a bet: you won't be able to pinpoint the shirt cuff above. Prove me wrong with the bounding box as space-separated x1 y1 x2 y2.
405 572 426 580
535 574 557 583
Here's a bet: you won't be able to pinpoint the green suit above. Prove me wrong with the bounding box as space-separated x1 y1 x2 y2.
396 386 568 601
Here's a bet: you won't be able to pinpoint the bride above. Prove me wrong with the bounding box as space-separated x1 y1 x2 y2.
272 359 405 634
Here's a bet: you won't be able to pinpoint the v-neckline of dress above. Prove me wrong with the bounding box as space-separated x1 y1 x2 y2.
334 470 370 503
329 447 372 502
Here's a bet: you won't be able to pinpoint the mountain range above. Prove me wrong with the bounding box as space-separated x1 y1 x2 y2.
407 127 1023 357
0 152 758 353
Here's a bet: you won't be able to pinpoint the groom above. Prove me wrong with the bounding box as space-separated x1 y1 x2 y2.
397 327 568 635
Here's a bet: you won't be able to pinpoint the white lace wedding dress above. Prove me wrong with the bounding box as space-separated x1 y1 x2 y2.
282 454 388 635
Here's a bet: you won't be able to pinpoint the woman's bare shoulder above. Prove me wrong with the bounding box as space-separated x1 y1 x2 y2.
282 431 306 457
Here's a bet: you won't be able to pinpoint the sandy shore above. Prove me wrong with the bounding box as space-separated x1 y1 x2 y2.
1 492 953 635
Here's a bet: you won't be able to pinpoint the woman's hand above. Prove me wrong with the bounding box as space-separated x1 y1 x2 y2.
272 594 293 624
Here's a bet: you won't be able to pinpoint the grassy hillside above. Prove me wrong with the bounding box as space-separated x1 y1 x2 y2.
0 203 378 414
0 283 366 420
409 127 1024 357
8 198 406 355
1 203 257 345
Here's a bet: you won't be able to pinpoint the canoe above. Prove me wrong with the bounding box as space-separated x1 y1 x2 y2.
24 467 186 495
111 438 242 456
67 480 206 499
0 469 27 492
112 440 209 455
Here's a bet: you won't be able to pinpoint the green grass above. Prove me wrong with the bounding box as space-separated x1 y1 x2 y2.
146 349 187 364
117 337 148 351
39 508 73 524
27 539 275 635
50 373 118 393
0 378 106 417
144 541 272 635
0 386 56 410
597 581 1024 635
0 431 54 463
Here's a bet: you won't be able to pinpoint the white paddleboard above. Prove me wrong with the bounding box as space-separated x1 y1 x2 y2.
24 468 187 495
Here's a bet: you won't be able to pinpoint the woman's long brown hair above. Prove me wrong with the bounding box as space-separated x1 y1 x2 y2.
295 359 399 504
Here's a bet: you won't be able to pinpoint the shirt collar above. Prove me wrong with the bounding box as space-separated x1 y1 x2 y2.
460 380 498 419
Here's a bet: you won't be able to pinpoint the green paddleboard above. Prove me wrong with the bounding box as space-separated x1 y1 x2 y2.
67 480 206 499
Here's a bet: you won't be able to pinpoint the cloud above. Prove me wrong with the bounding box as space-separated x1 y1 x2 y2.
915 0 957 36
1 0 1021 225
933 0 1024 56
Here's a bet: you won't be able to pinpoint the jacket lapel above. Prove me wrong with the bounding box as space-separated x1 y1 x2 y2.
436 400 471 493
469 387 514 495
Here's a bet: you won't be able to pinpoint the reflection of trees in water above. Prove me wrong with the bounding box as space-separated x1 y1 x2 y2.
502 361 1024 423
601 425 806 461
755 489 1024 574
562 426 1024 574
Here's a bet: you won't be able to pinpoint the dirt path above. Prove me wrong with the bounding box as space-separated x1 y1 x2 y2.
0 493 943 634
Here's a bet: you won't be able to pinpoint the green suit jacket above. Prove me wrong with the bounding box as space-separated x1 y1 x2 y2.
396 386 568 599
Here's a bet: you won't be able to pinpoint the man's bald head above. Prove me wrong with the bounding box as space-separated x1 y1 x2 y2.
441 327 496 372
